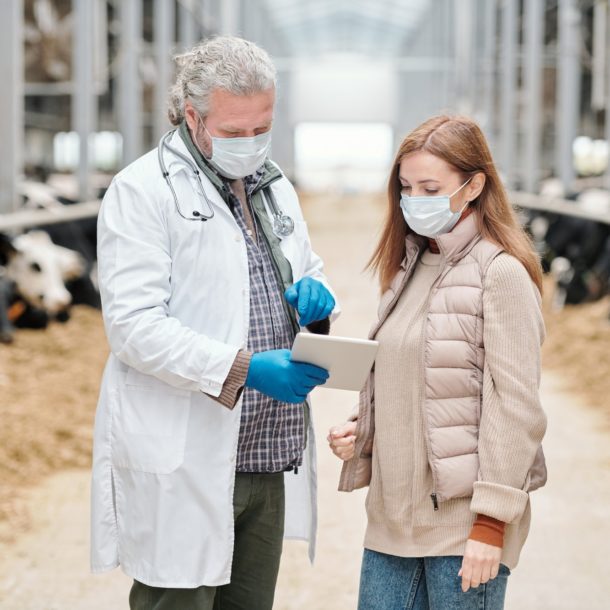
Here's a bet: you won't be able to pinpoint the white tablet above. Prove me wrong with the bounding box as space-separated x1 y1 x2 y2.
290 332 379 391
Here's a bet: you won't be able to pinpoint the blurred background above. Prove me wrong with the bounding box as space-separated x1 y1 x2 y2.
0 1 609 609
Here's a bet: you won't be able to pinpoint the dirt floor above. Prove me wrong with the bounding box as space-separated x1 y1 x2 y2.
541 290 610 421
0 193 609 608
0 307 108 544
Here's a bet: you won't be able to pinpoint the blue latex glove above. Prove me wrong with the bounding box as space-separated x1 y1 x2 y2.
284 277 335 327
245 349 329 404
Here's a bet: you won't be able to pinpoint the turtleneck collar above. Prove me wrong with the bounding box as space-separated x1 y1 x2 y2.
404 213 482 267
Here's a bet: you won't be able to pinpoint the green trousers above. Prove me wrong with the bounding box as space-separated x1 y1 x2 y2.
129 472 285 610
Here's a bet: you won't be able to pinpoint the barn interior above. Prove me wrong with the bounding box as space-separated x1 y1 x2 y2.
0 2 609 608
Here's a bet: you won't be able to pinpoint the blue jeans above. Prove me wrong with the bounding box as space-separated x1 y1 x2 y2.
358 549 510 610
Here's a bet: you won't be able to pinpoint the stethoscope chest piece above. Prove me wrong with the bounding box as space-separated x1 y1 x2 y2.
273 213 295 238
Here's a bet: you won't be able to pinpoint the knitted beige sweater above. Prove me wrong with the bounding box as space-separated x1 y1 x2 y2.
363 249 545 570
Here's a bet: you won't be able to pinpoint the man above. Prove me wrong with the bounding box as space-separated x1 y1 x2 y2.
90 36 339 610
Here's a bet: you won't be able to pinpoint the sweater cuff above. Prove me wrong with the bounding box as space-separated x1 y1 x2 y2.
306 317 331 335
209 350 252 409
470 481 529 524
468 514 506 548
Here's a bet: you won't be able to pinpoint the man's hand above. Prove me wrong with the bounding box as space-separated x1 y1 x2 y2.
245 349 328 403
327 421 358 461
458 539 502 592
285 278 335 327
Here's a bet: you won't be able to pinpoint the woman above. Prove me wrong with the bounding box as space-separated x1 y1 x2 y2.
328 115 547 610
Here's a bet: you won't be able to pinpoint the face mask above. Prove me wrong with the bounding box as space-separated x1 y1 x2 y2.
200 122 272 179
399 178 472 238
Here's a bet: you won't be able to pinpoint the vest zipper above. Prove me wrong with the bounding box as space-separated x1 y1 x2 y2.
419 261 451 511
419 295 440 510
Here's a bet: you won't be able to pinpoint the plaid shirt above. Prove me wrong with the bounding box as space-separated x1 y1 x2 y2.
231 173 305 473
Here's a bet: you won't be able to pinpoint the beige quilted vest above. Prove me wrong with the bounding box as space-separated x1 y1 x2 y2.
339 215 547 508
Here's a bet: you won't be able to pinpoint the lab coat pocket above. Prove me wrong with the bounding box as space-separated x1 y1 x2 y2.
111 368 191 474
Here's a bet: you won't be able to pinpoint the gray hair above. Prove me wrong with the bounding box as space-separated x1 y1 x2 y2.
168 36 277 126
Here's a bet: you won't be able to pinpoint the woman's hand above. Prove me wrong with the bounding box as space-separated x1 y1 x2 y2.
458 539 502 592
327 421 358 461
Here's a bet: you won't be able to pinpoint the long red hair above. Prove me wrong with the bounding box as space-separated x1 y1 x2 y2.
369 115 543 293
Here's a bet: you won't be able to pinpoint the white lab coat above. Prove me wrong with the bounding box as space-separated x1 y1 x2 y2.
90 130 339 587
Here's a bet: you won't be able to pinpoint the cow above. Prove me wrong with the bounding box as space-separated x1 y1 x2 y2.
20 178 101 308
38 218 100 308
522 196 610 311
0 231 86 341
0 270 15 343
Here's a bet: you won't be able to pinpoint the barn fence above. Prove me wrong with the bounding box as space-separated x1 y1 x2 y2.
0 191 609 233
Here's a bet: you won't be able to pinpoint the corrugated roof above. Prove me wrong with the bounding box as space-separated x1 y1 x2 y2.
263 0 433 55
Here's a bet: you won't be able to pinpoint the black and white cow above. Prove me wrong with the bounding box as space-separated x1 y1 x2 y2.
38 218 100 308
522 189 610 311
20 179 101 308
0 231 86 342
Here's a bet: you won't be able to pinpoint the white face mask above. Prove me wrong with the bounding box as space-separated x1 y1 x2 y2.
400 178 472 238
201 123 272 179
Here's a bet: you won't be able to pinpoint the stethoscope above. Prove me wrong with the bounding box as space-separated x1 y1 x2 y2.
157 130 295 238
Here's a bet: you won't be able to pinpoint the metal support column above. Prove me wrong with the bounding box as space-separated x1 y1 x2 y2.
202 0 220 35
73 0 96 201
605 2 610 189
555 0 581 192
499 0 517 188
271 69 295 180
481 0 498 147
592 0 607 111
178 0 198 50
454 0 475 114
523 0 545 193
242 0 262 44
206 0 216 19
0 0 23 213
442 0 454 115
119 0 142 166
220 0 239 36
154 0 174 142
